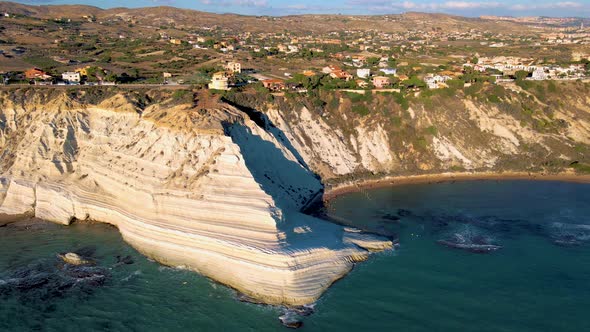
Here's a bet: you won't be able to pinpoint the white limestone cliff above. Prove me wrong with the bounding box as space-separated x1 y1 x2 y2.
0 91 392 306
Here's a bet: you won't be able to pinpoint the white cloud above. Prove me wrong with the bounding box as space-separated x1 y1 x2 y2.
441 1 502 9
394 1 503 10
199 0 268 7
510 1 583 10
287 4 308 9
345 1 588 12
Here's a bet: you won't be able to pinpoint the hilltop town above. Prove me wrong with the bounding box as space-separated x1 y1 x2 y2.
0 2 589 93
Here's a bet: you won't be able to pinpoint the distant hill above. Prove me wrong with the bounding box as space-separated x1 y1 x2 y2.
0 1 547 34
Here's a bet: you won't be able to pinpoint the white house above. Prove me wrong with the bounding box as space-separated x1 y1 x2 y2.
357 69 371 79
62 72 80 83
208 72 229 90
225 62 241 74
531 68 548 80
380 68 397 76
425 75 451 89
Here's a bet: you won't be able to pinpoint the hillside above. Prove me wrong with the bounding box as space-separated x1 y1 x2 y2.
223 80 590 183
0 2 543 34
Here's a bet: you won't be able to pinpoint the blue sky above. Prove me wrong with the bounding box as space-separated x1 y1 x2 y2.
12 0 590 17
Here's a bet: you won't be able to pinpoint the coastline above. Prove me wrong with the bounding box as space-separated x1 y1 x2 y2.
323 171 590 201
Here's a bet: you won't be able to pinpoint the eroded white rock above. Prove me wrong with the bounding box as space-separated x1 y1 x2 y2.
0 95 389 306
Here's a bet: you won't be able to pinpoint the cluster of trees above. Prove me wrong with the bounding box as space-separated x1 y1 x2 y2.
80 66 115 83
288 73 357 90
461 67 497 84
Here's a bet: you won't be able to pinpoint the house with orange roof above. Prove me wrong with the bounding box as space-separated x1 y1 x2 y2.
262 79 285 91
25 68 51 80
372 76 391 88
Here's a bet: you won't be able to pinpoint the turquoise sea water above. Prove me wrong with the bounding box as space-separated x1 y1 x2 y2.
1 180 589 331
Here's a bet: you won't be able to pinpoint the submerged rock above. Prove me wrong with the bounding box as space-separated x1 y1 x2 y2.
74 246 97 258
0 257 110 302
115 255 134 266
379 213 400 222
548 223 590 247
279 310 304 329
397 209 413 217
437 239 503 253
279 319 303 329
290 304 315 317
437 231 502 254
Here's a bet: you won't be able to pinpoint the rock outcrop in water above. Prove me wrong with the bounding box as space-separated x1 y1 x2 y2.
0 89 392 306
58 252 94 266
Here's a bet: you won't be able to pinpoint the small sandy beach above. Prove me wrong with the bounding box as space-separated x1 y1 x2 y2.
323 172 590 201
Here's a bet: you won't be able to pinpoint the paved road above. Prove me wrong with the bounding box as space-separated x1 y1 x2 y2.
0 84 197 89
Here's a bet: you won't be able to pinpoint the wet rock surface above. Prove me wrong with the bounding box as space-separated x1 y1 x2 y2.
236 292 315 329
114 255 134 267
0 245 136 305
0 258 110 302
278 304 315 329
58 252 94 266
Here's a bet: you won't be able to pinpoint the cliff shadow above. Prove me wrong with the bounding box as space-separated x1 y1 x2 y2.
224 122 322 212
224 122 354 250
222 99 311 172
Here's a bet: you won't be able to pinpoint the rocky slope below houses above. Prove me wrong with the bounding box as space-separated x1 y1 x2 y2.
0 88 392 306
223 80 590 183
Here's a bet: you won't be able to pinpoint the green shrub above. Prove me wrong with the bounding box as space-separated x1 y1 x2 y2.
172 90 190 100
393 92 409 110
464 82 483 96
516 79 533 90
415 136 428 149
426 126 438 135
391 116 402 127
570 162 590 174
328 97 339 110
345 91 372 103
351 105 369 116
488 94 501 103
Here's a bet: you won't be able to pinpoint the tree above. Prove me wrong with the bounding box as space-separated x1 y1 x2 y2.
387 57 397 68
105 73 117 82
367 57 380 67
446 79 464 90
403 76 426 89
203 39 215 48
514 70 530 81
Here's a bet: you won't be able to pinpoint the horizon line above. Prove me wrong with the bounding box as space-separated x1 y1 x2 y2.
3 2 589 19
